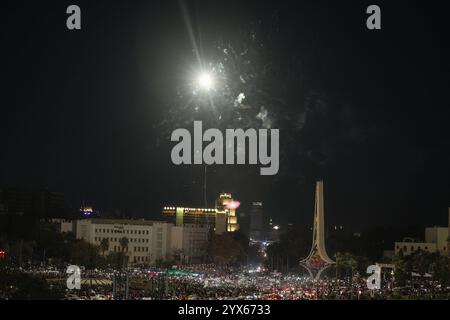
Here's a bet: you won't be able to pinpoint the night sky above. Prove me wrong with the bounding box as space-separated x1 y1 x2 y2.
1 1 449 230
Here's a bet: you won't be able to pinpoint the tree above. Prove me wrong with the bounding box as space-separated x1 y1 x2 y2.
335 252 345 279
119 237 129 269
431 255 450 287
265 227 312 272
209 233 243 266
70 240 101 269
393 254 413 287
447 235 450 258
7 240 36 267
172 249 185 265
411 251 432 277
100 238 109 257
335 252 357 279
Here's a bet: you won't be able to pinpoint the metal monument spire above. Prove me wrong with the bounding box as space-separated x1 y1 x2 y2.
300 180 335 280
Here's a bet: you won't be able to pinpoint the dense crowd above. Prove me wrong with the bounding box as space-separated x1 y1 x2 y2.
2 264 450 300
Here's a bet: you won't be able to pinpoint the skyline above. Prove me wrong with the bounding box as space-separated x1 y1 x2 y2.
2 0 450 230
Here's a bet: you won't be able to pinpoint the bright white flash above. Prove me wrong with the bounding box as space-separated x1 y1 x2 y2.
197 73 214 91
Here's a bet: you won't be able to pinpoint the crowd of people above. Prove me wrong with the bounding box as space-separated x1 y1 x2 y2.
2 264 450 300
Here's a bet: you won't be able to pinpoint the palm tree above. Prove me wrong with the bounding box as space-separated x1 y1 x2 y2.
119 237 129 269
335 252 345 280
347 253 358 300
100 238 109 257
447 235 450 258
172 249 184 266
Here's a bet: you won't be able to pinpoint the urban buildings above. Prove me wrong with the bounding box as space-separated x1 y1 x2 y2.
393 212 450 256
394 240 437 256
425 226 448 253
0 188 65 218
50 218 210 265
33 190 65 218
162 193 239 234
0 189 33 216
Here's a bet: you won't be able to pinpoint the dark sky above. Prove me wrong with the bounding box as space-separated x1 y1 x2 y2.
1 0 449 230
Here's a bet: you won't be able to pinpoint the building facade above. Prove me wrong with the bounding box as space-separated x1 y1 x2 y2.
171 223 210 263
51 218 209 265
162 193 239 234
75 219 171 264
425 226 448 255
0 188 65 218
394 241 437 256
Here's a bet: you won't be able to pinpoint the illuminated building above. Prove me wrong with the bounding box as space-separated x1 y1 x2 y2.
216 193 239 233
162 193 240 234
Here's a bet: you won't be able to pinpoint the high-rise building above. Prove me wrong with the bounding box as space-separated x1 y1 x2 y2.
0 188 33 216
249 202 264 240
33 190 65 218
215 193 239 233
0 188 65 218
162 192 240 234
